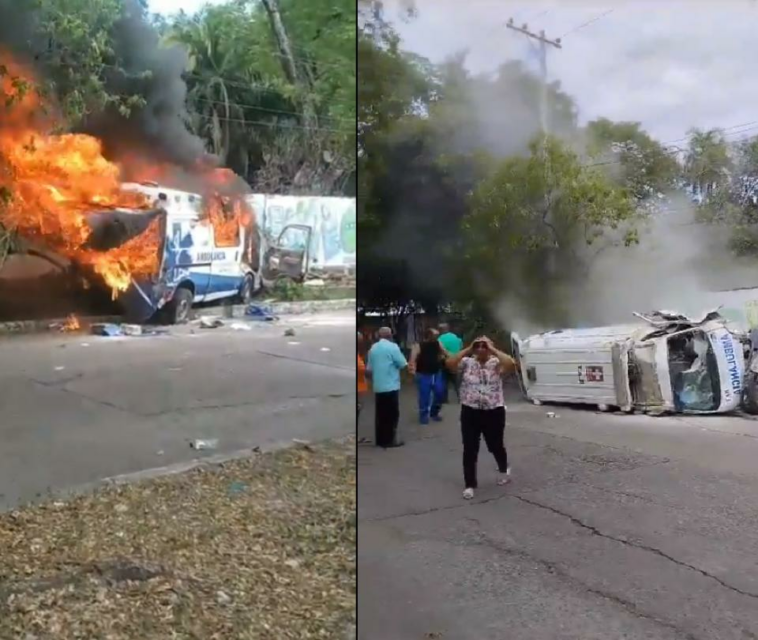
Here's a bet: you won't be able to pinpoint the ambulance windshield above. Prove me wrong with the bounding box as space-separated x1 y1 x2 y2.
668 331 720 412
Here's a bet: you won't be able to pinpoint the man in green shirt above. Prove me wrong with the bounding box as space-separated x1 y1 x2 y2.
438 323 463 403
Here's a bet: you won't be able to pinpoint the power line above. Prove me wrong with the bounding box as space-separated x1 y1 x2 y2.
191 96 355 124
584 124 758 170
187 109 354 135
560 9 614 39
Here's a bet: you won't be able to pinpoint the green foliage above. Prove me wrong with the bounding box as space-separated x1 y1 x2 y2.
464 136 637 275
586 118 679 201
32 0 147 123
271 277 306 301
684 128 732 192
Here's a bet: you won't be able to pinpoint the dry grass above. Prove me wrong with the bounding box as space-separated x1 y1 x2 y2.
0 438 356 640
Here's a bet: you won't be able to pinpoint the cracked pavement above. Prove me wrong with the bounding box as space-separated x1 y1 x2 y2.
0 311 355 510
358 387 758 640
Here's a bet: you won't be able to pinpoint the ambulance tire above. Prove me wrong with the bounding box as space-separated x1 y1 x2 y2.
238 273 255 304
742 372 758 415
166 287 194 325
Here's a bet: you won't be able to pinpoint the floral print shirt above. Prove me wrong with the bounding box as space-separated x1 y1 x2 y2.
459 356 505 410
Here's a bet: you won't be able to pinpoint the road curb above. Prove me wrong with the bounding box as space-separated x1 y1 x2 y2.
0 315 121 336
0 298 354 336
2 434 355 514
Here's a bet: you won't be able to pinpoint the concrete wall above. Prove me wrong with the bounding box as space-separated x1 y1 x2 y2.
247 195 356 271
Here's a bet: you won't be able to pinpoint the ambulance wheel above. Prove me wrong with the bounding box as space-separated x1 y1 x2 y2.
238 274 255 304
166 287 193 325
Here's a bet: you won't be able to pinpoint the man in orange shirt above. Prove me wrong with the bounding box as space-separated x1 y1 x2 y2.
358 331 368 418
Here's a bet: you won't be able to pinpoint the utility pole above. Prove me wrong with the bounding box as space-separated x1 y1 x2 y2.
506 19 563 252
505 19 561 134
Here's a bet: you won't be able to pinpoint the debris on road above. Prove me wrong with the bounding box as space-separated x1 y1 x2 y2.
284 327 296 337
287 341 301 346
245 303 277 322
0 439 356 639
230 322 252 331
199 316 224 329
321 347 331 352
91 323 122 337
190 438 219 451
546 412 558 419
121 324 143 336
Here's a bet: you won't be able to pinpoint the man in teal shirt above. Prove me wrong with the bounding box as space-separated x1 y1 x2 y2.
367 327 408 448
438 323 463 403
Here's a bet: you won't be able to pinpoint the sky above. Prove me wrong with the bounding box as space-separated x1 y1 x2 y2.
148 0 223 16
389 0 758 144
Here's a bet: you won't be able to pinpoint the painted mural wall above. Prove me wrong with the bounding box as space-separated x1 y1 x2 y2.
246 195 356 270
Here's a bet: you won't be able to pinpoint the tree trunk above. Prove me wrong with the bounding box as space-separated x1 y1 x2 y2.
260 0 318 131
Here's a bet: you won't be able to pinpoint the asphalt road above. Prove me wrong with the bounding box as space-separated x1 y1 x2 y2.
0 311 355 510
358 385 758 640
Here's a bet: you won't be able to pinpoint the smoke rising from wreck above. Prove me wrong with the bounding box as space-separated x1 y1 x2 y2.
374 53 757 335
0 0 240 195
84 0 207 173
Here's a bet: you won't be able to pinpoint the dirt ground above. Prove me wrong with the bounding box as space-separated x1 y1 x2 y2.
0 438 356 640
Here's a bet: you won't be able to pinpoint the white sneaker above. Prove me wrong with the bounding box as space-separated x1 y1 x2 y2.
463 488 475 500
497 467 512 486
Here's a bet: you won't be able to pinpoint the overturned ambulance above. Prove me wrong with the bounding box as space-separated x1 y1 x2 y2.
512 310 748 415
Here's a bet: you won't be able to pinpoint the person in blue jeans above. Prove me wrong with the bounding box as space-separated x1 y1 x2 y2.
409 328 447 424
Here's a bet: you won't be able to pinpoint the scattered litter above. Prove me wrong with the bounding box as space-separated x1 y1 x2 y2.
358 437 372 445
168 367 183 372
320 347 331 352
252 446 261 453
54 366 65 371
284 328 296 337
284 558 301 569
227 481 247 496
121 324 143 336
156 450 165 456
293 438 314 452
245 303 277 321
287 341 301 346
80 343 90 348
91 323 121 337
200 316 224 329
190 439 219 451
216 590 232 606
546 412 558 419
231 322 252 331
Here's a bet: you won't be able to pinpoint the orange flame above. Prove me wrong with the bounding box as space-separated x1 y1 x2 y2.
0 56 158 294
61 314 80 332
0 54 256 298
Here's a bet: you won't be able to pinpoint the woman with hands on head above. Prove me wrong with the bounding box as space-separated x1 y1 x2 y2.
446 335 517 500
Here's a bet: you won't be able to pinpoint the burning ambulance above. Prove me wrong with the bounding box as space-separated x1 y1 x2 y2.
511 310 748 415
85 182 312 324
0 56 312 324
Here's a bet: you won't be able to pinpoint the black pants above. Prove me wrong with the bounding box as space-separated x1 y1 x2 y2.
461 405 508 489
375 391 400 447
441 369 460 404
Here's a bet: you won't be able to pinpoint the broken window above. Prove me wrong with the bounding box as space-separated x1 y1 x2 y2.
668 331 720 412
